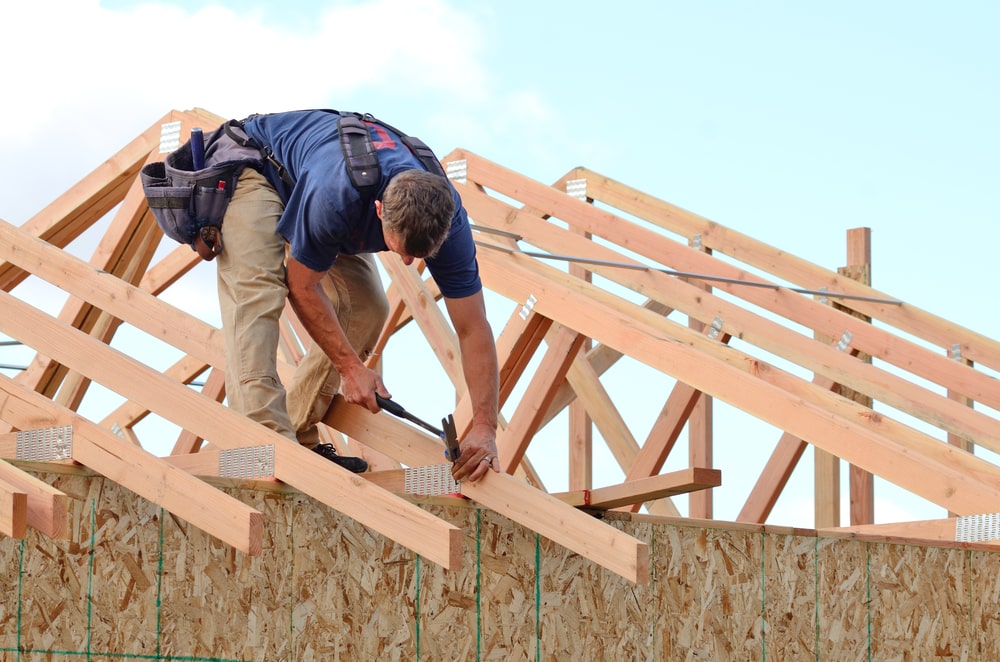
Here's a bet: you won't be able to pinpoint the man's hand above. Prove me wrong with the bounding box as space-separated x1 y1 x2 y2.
339 362 388 413
450 423 499 483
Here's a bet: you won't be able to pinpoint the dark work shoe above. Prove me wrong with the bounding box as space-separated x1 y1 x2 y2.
312 443 369 473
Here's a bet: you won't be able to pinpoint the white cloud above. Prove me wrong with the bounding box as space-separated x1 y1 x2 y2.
0 0 495 223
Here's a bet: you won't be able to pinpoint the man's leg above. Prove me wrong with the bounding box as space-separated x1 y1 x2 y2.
216 169 296 439
288 252 389 446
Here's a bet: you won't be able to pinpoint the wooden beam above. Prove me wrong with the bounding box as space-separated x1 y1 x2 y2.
171 367 226 455
0 434 70 538
378 253 465 392
455 152 1000 414
823 517 1000 547
497 326 586 473
550 468 721 510
571 165 1000 376
323 396 650 583
843 227 874 526
0 376 262 554
0 474 27 539
597 468 720 510
470 243 1000 515
564 350 637 472
458 186 1000 455
0 287 462 569
461 470 649 584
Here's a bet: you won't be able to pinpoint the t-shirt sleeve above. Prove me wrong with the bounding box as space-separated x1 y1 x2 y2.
425 201 482 299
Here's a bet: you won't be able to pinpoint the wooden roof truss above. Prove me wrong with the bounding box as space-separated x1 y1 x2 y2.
0 109 998 586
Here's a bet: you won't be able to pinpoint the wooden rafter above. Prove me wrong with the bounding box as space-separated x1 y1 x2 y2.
4 107 1000 582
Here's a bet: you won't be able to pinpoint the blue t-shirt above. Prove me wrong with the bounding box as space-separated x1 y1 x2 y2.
242 110 481 299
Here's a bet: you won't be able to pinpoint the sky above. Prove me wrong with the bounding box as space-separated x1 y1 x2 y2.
0 0 998 528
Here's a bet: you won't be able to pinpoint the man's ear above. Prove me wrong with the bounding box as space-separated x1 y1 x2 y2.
374 199 383 219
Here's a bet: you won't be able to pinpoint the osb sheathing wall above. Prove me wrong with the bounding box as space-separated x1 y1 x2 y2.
2 468 998 661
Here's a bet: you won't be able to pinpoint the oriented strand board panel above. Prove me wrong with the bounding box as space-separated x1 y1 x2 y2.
2 468 1000 661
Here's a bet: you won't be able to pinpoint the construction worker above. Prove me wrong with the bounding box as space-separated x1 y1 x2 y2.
191 110 499 482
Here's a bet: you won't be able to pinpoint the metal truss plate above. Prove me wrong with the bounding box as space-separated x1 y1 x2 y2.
159 121 182 153
565 178 588 201
955 512 1000 543
16 425 73 461
445 159 468 184
218 445 275 480
403 464 461 496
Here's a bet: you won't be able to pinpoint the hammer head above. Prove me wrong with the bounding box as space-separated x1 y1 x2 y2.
442 414 460 463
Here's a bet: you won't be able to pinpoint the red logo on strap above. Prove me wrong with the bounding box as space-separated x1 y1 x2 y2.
365 121 397 150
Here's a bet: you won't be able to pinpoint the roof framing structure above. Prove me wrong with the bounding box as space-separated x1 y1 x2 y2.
0 108 998 586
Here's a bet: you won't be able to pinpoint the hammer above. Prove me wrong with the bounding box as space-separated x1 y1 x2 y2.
375 395 461 463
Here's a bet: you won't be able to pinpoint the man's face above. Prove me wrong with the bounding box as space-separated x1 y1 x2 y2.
383 230 415 266
376 200 415 265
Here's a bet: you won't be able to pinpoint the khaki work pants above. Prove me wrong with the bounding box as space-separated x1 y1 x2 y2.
217 168 389 446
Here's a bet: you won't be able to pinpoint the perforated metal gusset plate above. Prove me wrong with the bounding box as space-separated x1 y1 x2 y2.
403 464 461 496
955 512 1000 543
218 445 275 480
16 425 73 461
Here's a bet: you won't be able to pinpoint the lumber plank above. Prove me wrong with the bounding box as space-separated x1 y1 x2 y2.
461 471 649 584
564 345 638 471
567 163 1000 375
456 151 1000 410
589 467 721 510
171 367 226 455
162 449 226 476
823 517 1000 547
497 326 586 473
452 306 551 440
0 375 263 554
0 435 70 538
0 288 461 569
324 396 650 583
0 219 226 372
470 241 1000 515
378 253 466 391
0 115 167 290
458 185 1000 455
0 474 28 539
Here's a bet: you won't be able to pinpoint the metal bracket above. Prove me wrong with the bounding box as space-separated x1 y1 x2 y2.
403 464 461 496
691 234 703 251
955 512 1000 543
519 294 537 320
218 445 275 480
835 330 854 353
949 343 963 362
16 425 73 461
445 159 468 184
159 121 182 153
707 316 724 340
565 179 588 201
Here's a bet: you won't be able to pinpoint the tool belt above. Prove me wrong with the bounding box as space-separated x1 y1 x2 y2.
140 122 263 248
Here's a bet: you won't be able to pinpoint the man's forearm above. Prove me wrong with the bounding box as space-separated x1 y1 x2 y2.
460 325 499 431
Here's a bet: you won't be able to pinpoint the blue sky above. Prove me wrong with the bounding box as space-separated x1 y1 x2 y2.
1 1 997 526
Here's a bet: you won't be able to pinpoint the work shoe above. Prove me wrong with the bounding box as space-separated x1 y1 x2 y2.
312 443 369 473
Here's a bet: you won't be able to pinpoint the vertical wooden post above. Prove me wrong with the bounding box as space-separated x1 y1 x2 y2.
688 236 713 519
814 228 873 527
844 228 874 526
568 228 593 491
947 349 974 517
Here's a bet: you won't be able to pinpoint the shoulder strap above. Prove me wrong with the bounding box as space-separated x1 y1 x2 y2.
337 115 382 194
225 118 295 187
229 112 447 193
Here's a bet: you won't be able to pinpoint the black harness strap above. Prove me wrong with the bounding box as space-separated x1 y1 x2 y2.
338 115 382 194
227 111 446 192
